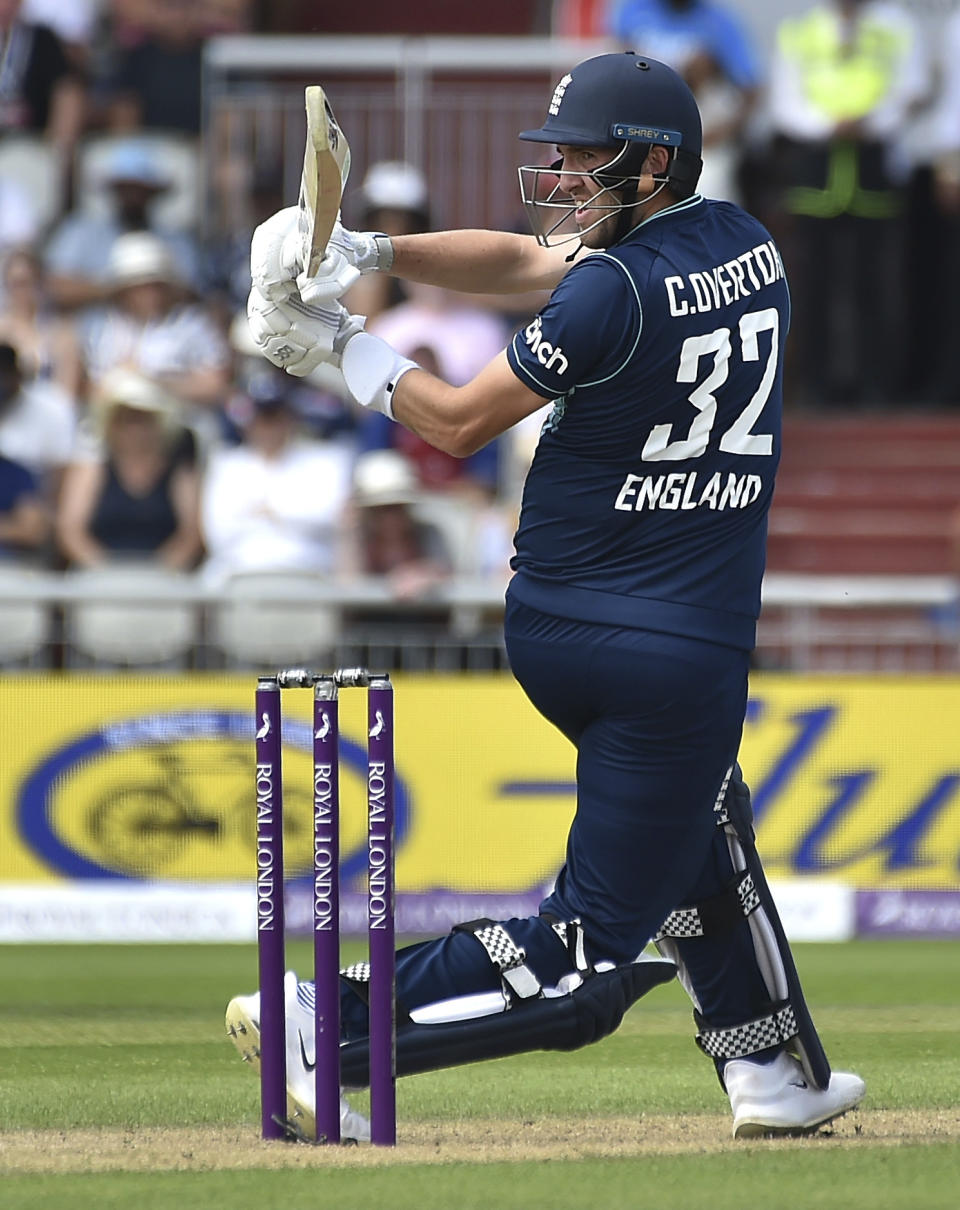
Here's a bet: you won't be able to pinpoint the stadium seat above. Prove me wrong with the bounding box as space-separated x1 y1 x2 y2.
0 567 50 667
63 566 199 668
210 572 341 668
0 136 64 233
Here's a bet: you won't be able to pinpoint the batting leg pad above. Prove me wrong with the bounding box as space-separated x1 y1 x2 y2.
657 765 832 1091
337 958 676 1088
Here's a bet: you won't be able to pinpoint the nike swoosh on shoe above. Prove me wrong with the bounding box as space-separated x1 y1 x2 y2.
299 1031 316 1072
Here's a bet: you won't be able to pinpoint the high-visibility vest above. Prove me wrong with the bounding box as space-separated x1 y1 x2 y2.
778 6 911 122
778 6 913 218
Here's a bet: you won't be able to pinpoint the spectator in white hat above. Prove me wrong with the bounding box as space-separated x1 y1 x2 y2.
345 161 431 323
81 232 230 452
45 138 203 311
345 449 453 601
56 367 201 570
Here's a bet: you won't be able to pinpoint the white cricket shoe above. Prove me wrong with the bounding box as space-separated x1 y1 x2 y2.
225 971 370 1143
726 1050 865 1139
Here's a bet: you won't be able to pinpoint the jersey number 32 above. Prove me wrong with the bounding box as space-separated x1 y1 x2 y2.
642 308 779 462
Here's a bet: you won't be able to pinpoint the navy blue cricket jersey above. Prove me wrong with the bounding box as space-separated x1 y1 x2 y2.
506 194 788 652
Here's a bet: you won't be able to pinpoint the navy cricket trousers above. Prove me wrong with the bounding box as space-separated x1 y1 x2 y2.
340 598 770 1037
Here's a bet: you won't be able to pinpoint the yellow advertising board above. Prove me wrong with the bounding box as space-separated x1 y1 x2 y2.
0 674 957 891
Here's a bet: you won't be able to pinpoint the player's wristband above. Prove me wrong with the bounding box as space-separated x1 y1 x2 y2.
353 233 394 275
373 234 394 272
340 331 417 420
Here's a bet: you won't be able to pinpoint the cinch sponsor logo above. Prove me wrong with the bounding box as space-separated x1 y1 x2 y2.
523 316 569 374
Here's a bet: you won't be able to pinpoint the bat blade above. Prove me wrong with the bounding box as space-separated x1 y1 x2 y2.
298 85 351 277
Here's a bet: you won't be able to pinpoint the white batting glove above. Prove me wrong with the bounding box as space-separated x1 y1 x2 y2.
247 286 366 377
297 220 394 304
249 206 305 301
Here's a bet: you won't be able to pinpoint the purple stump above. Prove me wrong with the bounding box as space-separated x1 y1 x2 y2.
313 676 341 1143
255 677 286 1139
366 675 397 1145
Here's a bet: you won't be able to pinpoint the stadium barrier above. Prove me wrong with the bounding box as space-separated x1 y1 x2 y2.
0 569 956 672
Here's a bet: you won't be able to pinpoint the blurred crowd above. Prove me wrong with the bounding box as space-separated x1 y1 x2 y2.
1 0 960 587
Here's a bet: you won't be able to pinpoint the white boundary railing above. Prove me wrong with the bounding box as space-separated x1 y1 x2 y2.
0 571 956 671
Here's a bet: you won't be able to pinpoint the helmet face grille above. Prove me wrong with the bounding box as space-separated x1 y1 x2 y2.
517 144 662 249
516 53 703 240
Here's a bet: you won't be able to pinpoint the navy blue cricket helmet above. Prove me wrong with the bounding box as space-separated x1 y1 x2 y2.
517 53 704 246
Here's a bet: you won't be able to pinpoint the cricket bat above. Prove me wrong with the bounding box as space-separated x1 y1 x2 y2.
298 85 352 277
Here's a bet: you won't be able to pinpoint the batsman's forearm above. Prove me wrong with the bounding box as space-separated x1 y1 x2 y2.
389 370 492 458
389 230 566 294
386 349 540 458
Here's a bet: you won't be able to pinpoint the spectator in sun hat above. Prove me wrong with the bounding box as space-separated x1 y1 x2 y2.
80 231 230 454
45 137 203 311
345 160 431 322
55 366 202 570
357 160 431 235
344 448 453 600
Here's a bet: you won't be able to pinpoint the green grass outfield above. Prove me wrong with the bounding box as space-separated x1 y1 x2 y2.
1 940 958 1209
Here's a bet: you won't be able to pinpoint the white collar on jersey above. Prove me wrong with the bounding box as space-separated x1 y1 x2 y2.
618 192 705 244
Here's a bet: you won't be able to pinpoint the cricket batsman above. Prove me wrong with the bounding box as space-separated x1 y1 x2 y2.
229 52 866 1142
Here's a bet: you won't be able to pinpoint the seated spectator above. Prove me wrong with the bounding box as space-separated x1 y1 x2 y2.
203 159 285 320
82 231 231 451
226 308 359 445
21 0 100 68
55 368 202 570
45 138 203 311
344 161 431 323
0 449 48 562
0 341 75 493
100 0 249 136
0 0 85 155
200 370 354 586
363 283 508 498
605 0 762 203
0 247 83 400
345 450 452 600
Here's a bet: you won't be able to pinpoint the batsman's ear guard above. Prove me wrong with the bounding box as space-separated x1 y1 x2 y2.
338 958 676 1088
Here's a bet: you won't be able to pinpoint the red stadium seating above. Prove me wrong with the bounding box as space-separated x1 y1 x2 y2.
767 416 960 575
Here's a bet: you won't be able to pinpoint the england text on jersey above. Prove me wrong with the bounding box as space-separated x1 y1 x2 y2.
614 470 764 513
664 240 784 317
